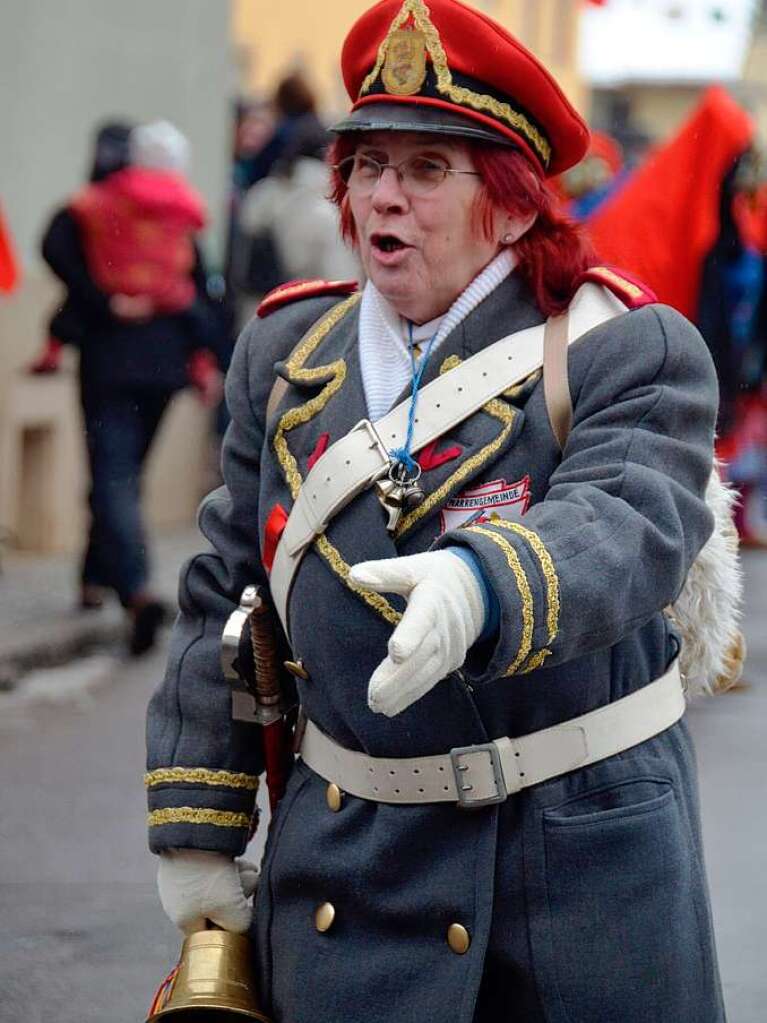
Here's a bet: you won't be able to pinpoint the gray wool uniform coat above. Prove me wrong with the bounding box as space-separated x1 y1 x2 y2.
146 271 726 1023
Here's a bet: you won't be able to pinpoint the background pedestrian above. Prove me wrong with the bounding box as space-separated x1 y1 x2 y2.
36 120 229 653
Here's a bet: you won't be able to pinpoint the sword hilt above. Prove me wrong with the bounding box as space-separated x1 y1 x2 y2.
248 587 283 710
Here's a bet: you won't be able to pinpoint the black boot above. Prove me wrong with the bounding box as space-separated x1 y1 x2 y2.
128 599 168 656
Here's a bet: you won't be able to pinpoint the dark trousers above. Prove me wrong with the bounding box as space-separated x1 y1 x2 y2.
80 384 174 606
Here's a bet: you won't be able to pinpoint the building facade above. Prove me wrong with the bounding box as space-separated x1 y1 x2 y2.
0 0 233 553
232 0 587 115
581 0 762 150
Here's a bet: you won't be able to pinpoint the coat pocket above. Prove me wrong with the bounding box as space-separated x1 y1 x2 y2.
531 776 714 1023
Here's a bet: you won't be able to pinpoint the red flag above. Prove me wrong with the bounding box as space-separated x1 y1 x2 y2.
586 87 754 319
733 185 767 255
0 201 20 294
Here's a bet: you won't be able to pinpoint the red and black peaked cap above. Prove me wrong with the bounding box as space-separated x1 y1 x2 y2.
332 0 590 177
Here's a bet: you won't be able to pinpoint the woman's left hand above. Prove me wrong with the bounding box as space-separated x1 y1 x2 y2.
349 550 485 717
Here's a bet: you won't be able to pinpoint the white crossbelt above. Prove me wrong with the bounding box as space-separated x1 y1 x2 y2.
298 661 684 808
270 282 628 634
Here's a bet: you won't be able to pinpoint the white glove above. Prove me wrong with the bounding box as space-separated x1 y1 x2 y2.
157 849 259 935
349 549 485 718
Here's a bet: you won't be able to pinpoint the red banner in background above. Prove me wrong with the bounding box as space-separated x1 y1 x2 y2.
585 86 754 319
0 201 20 294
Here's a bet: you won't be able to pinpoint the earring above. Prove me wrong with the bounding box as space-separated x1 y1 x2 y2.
501 232 515 245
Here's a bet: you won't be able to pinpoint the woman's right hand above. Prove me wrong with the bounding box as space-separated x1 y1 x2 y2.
157 849 259 935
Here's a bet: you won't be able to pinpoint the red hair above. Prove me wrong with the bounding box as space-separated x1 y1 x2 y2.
327 135 596 316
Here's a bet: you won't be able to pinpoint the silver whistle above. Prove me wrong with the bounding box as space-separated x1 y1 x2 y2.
376 460 425 532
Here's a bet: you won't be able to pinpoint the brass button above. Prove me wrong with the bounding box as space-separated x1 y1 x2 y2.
315 902 336 933
326 783 344 812
284 659 309 681
447 923 471 955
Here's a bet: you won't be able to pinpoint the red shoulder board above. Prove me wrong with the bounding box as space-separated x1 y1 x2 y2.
575 266 657 310
256 278 359 318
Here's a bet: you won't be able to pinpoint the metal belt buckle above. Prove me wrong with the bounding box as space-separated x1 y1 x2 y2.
350 418 391 481
450 742 508 809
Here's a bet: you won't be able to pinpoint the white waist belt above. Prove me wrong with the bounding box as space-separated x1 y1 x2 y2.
299 661 684 808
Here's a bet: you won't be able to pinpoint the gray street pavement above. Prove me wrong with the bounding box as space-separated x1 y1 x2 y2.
0 551 765 1022
687 548 767 1022
0 648 184 1023
0 527 202 681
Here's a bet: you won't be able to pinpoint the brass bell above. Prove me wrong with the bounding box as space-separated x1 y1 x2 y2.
146 924 271 1021
401 481 425 511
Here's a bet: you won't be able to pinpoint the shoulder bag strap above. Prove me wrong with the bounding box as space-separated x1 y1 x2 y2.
543 312 573 452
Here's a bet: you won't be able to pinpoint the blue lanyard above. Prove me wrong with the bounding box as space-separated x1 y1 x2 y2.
389 321 438 476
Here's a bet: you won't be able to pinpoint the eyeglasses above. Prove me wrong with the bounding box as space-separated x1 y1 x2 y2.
334 153 480 197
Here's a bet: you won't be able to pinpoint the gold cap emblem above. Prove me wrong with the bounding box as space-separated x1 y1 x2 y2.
382 29 427 96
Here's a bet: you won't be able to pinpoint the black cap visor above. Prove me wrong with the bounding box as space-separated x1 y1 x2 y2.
330 101 516 148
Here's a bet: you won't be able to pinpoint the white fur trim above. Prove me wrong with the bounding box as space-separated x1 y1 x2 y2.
667 463 744 698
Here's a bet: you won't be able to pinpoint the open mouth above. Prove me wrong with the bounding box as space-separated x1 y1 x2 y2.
371 232 410 254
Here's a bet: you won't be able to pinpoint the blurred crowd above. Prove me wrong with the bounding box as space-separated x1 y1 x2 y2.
226 71 359 324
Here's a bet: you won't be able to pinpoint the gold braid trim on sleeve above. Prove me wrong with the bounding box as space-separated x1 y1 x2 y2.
519 648 552 674
465 524 534 675
144 768 260 791
147 808 252 829
492 520 560 645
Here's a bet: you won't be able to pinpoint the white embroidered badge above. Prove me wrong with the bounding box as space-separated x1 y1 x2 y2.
440 476 531 534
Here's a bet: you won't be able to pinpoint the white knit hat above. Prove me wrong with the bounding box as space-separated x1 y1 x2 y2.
130 120 190 172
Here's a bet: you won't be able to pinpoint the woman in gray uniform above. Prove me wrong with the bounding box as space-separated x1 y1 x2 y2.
147 1 726 1019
